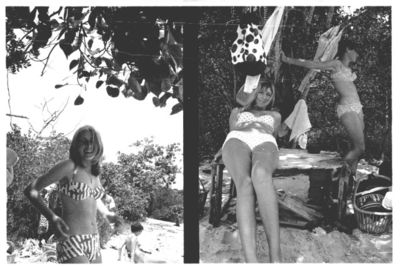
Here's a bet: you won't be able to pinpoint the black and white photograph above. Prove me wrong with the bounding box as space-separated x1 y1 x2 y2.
198 6 393 263
3 3 398 265
5 6 183 263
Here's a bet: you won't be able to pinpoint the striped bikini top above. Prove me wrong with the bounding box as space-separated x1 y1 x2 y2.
236 111 275 129
331 65 357 82
58 168 105 201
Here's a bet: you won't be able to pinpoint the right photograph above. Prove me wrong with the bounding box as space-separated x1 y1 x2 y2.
199 6 392 263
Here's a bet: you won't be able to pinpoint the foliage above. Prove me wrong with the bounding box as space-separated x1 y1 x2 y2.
97 212 112 247
198 6 391 165
6 126 70 242
198 8 238 159
6 7 184 113
102 138 182 222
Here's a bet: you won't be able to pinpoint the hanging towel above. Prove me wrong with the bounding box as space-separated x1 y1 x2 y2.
261 6 285 55
284 99 312 141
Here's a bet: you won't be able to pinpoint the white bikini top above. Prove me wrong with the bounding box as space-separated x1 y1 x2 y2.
236 111 275 129
331 65 357 82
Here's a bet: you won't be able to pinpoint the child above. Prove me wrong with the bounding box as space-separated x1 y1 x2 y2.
118 222 144 263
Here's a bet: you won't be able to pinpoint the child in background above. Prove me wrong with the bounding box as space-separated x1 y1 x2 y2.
118 222 144 263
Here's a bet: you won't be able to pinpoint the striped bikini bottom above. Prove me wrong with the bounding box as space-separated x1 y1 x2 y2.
56 234 100 263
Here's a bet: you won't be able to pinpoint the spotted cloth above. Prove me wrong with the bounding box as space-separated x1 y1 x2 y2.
230 23 266 76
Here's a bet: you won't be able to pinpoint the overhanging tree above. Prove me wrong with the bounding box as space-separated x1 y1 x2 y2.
6 7 186 114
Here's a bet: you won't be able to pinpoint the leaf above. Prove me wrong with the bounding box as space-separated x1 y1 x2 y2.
96 80 104 88
88 39 93 49
74 95 84 105
127 75 147 100
170 102 183 115
107 75 124 87
106 86 119 97
153 97 160 107
54 84 66 89
69 59 79 70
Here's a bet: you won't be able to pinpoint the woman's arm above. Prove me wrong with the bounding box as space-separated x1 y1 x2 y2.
24 159 74 237
97 198 116 219
272 111 282 138
228 107 242 131
281 51 339 72
236 85 258 107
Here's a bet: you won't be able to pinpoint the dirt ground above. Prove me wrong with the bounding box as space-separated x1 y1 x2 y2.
199 162 392 263
100 218 183 263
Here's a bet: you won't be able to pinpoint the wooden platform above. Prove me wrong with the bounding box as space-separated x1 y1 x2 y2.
209 148 350 227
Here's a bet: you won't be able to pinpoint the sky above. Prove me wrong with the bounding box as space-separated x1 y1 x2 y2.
5 28 183 164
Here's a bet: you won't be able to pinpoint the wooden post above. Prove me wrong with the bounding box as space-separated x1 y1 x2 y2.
209 163 224 226
337 165 350 220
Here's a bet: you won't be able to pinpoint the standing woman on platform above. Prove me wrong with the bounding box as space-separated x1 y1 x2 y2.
25 125 117 263
221 77 282 262
281 39 364 182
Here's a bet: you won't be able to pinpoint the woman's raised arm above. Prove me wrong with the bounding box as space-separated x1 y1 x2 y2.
281 51 340 72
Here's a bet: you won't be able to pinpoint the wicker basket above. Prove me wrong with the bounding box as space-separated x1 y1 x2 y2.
353 175 392 235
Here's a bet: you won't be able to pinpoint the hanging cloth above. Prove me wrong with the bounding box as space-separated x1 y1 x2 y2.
233 7 285 99
298 25 344 93
285 25 344 148
284 99 312 142
230 23 266 77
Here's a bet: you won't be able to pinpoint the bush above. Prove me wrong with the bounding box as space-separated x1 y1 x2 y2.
7 126 70 241
102 138 182 223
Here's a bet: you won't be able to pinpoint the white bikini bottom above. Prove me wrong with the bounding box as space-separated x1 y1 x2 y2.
223 129 277 151
336 102 363 119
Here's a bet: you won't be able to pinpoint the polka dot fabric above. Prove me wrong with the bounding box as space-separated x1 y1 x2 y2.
231 23 267 75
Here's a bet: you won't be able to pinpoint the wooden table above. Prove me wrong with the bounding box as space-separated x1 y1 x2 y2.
209 148 350 227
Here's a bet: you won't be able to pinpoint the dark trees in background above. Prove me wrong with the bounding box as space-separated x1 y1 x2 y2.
198 6 391 169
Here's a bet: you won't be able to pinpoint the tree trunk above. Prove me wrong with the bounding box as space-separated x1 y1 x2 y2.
326 7 335 28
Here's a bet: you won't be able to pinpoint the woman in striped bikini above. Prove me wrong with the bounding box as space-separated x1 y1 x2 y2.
25 125 116 263
222 78 282 262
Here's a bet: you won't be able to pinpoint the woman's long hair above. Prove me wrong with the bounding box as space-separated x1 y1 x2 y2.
69 125 104 176
336 39 357 60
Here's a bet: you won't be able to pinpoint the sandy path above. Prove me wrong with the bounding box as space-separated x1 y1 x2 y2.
103 218 183 264
200 218 392 263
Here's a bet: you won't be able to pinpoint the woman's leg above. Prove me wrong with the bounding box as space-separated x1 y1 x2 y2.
222 139 257 262
340 111 365 174
251 142 281 262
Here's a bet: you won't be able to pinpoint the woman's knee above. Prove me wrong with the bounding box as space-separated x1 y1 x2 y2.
251 165 273 186
353 140 365 155
234 176 254 196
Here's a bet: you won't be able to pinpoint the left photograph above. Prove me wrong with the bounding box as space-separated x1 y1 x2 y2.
6 7 183 263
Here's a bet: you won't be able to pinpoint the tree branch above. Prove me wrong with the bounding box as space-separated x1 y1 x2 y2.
41 42 60 76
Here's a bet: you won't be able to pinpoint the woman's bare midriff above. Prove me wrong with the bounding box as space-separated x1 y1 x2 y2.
333 80 360 105
61 195 98 235
233 122 274 135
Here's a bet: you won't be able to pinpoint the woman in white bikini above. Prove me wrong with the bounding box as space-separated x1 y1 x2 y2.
221 78 281 262
24 125 117 263
281 39 364 181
